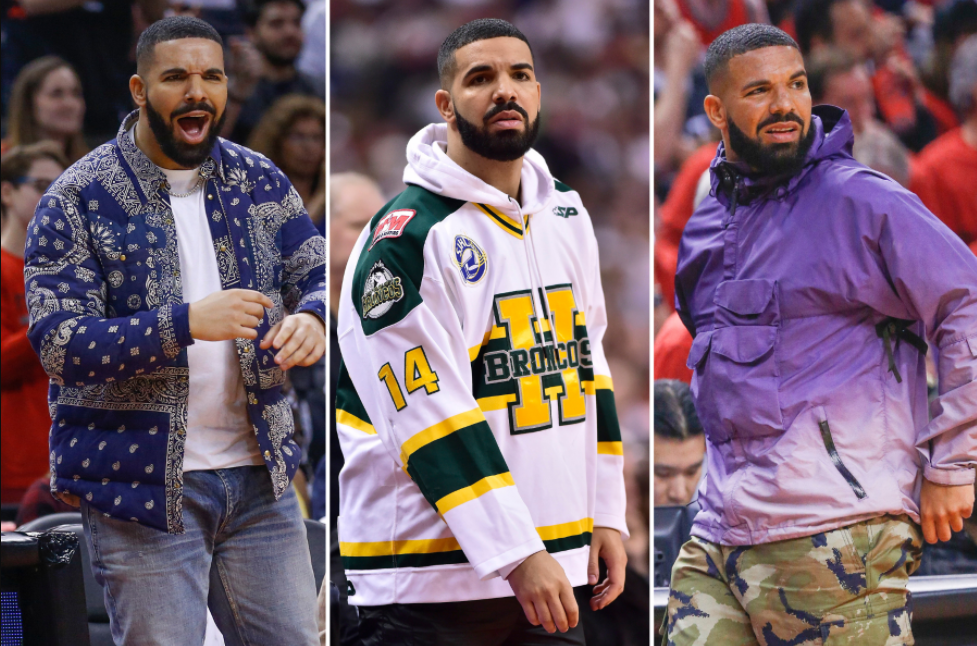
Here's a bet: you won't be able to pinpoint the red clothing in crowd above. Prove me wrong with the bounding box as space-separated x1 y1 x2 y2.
656 143 716 311
970 240 977 256
678 0 752 46
1 248 52 504
910 128 977 246
654 311 694 384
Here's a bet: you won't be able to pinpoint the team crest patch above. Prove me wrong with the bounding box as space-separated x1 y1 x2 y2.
453 235 488 284
368 209 416 250
361 260 404 319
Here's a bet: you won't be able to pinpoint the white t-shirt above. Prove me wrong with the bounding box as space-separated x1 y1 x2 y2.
162 167 262 472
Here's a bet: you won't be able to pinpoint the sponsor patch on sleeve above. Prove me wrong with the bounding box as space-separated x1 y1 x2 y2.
361 260 404 319
369 209 416 250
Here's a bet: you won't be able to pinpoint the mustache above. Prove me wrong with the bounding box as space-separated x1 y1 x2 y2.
756 113 805 134
483 101 529 125
170 102 217 120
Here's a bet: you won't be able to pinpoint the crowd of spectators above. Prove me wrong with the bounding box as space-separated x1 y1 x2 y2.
1 0 326 537
652 0 977 578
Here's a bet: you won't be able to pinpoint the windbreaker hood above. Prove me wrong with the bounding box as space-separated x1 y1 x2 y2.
709 106 855 207
403 123 556 214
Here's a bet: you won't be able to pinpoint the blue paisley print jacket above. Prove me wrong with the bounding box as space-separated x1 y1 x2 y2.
25 112 327 533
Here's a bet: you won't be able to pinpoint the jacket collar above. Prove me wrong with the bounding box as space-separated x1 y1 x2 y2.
709 105 855 208
117 110 225 204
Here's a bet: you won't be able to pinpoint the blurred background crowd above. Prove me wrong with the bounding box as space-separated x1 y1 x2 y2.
652 0 977 579
0 0 327 551
329 0 650 643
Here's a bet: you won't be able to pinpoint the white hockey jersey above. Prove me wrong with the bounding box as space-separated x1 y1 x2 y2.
336 123 628 606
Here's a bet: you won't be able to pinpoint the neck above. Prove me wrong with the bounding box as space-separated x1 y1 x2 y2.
134 112 192 170
290 174 314 200
961 116 977 150
37 128 69 152
444 129 523 201
0 216 28 258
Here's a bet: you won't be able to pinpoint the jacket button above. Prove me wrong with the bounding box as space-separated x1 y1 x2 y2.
208 194 213 200
120 254 127 261
263 450 271 460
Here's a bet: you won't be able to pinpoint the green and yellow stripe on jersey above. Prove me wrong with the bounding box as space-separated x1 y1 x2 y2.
592 375 623 456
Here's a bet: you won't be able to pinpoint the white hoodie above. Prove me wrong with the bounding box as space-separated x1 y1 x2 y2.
336 123 628 605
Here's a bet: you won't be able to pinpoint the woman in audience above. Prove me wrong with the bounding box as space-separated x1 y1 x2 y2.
1 142 67 507
248 94 325 228
4 56 88 164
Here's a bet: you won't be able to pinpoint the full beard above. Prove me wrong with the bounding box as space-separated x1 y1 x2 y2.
727 116 816 177
145 97 226 169
455 101 541 163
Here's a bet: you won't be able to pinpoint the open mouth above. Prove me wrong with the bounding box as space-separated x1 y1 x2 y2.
175 112 212 144
762 123 800 143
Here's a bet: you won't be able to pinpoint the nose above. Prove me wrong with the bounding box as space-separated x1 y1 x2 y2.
185 74 207 103
492 75 517 104
769 84 794 115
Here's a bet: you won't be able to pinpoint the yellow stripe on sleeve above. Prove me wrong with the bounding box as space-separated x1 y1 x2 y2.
400 408 485 467
435 472 515 515
597 441 624 456
536 517 594 541
336 410 377 435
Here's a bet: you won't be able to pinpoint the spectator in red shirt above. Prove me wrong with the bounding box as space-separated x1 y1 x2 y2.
911 35 977 246
1 141 66 504
653 311 694 384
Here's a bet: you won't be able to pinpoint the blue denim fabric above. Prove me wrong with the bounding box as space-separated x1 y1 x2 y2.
82 466 319 646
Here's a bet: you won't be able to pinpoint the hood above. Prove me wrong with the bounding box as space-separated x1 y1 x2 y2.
708 105 855 208
403 123 556 215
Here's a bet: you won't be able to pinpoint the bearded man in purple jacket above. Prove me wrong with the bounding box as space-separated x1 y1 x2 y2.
662 24 976 646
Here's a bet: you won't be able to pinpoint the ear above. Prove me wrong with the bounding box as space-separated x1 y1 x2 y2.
130 74 147 109
435 89 455 124
703 94 727 131
0 181 14 210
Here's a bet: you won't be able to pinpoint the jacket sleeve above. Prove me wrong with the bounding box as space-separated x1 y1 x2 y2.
337 227 545 581
584 223 629 538
278 183 326 323
874 186 977 486
24 194 194 387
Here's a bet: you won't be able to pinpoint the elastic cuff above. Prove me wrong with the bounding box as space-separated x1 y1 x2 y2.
923 464 976 486
171 302 194 348
472 537 546 581
594 513 630 540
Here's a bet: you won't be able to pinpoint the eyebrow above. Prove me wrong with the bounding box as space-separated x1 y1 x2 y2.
159 67 225 77
462 62 534 81
740 69 807 92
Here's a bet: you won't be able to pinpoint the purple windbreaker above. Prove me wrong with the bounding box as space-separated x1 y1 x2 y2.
675 106 977 546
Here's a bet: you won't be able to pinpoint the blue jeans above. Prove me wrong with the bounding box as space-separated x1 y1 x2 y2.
81 466 319 646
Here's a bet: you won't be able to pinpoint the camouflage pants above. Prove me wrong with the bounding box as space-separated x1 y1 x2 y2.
662 515 923 646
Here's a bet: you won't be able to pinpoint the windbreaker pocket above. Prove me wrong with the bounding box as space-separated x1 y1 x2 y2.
815 407 867 500
690 325 785 441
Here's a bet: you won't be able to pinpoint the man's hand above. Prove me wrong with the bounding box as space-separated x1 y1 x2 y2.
260 312 325 371
189 289 274 341
507 551 578 634
588 527 627 611
920 478 975 544
54 491 80 508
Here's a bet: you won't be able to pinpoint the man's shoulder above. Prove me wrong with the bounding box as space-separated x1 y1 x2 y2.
48 141 121 197
367 184 468 248
216 139 278 177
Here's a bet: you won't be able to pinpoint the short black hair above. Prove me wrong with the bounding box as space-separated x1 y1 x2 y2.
794 0 848 54
705 23 800 93
136 17 223 74
437 18 534 89
653 380 703 441
243 0 306 29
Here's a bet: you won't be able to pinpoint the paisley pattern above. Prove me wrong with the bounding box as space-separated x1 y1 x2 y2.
26 111 326 533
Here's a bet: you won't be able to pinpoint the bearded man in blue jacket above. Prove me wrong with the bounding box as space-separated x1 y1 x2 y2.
24 17 325 646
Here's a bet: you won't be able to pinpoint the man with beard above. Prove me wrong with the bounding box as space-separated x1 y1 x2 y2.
663 24 976 645
224 0 321 144
334 18 628 645
24 16 325 645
